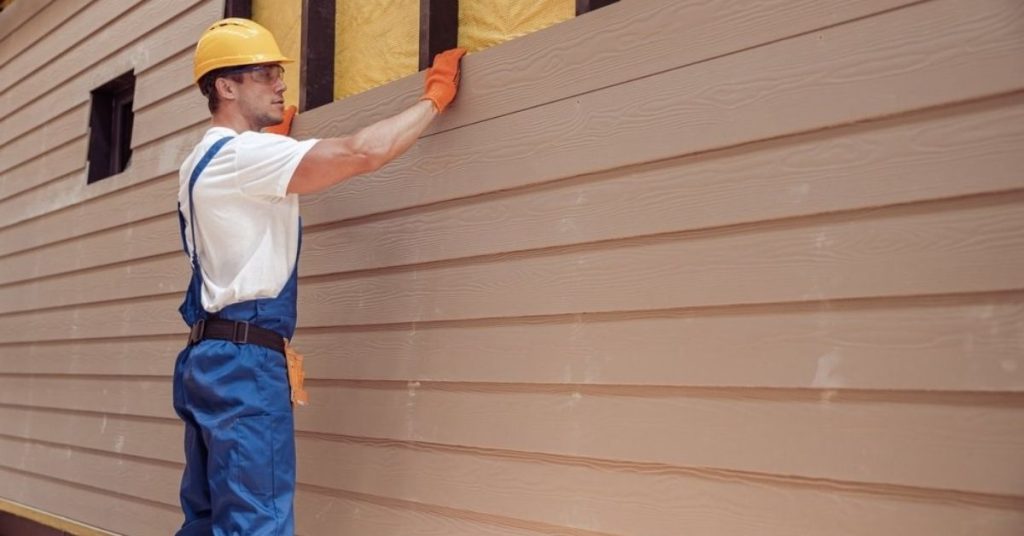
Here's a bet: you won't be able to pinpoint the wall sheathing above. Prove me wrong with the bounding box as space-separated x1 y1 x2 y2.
0 0 1023 535
252 0 302 108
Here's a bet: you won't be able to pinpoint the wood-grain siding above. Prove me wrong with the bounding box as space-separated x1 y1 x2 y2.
0 0 1022 534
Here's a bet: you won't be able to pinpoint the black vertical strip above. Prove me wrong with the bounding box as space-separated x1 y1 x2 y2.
576 0 618 16
300 0 336 111
419 0 459 71
224 0 252 19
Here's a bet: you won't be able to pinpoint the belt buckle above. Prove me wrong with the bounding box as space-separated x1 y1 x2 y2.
188 319 206 345
232 321 250 344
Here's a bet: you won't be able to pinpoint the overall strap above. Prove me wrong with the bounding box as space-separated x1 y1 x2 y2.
182 136 234 269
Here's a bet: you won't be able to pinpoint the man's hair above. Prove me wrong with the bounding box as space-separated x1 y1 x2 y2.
198 67 245 113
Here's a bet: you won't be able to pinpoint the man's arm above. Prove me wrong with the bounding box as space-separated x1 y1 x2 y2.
287 100 436 195
286 48 465 195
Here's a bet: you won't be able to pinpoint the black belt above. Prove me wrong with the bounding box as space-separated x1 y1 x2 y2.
188 318 285 354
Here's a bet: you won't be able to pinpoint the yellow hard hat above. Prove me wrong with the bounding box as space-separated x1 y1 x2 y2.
193 18 293 83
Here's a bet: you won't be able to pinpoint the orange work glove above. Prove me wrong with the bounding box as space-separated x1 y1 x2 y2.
421 48 466 113
264 104 297 136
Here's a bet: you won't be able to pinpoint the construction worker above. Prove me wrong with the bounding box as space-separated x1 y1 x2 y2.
173 18 464 535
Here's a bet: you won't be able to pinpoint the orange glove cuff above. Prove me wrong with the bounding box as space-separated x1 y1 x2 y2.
264 104 297 136
422 48 466 113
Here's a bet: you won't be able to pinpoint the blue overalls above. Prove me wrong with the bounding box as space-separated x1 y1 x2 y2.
173 137 299 536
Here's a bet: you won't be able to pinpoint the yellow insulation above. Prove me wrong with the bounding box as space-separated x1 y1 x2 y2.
334 0 419 99
459 0 574 53
253 0 303 108
252 0 575 104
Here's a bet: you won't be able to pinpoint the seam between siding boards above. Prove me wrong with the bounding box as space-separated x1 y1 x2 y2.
297 432 1024 511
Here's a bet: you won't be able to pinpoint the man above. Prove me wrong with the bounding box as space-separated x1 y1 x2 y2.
173 17 464 535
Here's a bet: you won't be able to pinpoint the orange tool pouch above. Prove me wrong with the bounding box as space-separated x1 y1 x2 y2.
284 339 309 407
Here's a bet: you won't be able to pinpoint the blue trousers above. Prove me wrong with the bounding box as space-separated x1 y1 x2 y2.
172 340 296 536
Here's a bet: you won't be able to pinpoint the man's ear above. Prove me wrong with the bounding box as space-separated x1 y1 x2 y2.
215 77 237 102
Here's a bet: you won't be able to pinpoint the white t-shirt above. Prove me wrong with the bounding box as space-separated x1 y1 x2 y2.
178 127 319 313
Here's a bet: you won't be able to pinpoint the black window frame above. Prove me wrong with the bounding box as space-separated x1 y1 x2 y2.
86 70 136 184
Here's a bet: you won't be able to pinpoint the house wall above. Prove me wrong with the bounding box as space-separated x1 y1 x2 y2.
1 0 1022 535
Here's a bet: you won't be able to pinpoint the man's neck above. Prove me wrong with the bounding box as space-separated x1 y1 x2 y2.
211 111 257 133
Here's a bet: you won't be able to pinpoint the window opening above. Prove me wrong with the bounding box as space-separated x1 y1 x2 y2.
86 70 135 184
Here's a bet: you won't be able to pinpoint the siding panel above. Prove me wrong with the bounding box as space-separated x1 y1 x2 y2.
294 437 1024 536
5 90 1022 286
0 104 87 177
0 0 86 70
0 0 217 149
0 466 179 536
0 293 1021 391
2 375 1022 496
1 194 1022 326
1 0 1022 533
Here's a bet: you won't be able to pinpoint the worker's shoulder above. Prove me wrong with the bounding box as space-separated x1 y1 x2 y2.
233 129 311 150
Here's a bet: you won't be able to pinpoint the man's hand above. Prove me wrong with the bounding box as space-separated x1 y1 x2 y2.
264 105 297 136
421 48 466 113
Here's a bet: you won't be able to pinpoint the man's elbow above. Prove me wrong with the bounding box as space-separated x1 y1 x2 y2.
348 132 392 174
359 151 388 174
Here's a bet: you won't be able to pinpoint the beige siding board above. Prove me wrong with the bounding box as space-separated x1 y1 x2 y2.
0 78 205 214
0 295 1020 392
4 91 1024 289
0 336 180 376
0 0 56 48
3 375 1021 496
0 0 147 119
0 170 85 230
0 466 179 536
0 294 182 344
0 406 180 463
293 294 1024 392
301 94 1024 275
134 48 196 110
0 126 200 254
0 105 86 176
300 384 1024 498
0 174 177 258
294 489 561 536
51 124 201 203
0 138 86 201
296 437 1024 536
0 435 178 507
1 194 1022 335
0 0 85 68
0 377 174 419
6 435 643 536
0 124 201 248
0 253 187 315
3 192 1023 317
132 88 209 148
0 0 217 150
0 215 180 287
295 0 922 140
295 196 1024 327
0 0 188 120
299 0 1024 225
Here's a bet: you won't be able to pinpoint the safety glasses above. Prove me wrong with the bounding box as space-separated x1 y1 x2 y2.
222 64 285 85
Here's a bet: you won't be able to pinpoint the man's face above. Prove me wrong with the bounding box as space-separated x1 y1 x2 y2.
232 64 287 129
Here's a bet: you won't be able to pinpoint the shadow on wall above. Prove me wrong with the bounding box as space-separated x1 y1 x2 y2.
0 512 73 536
